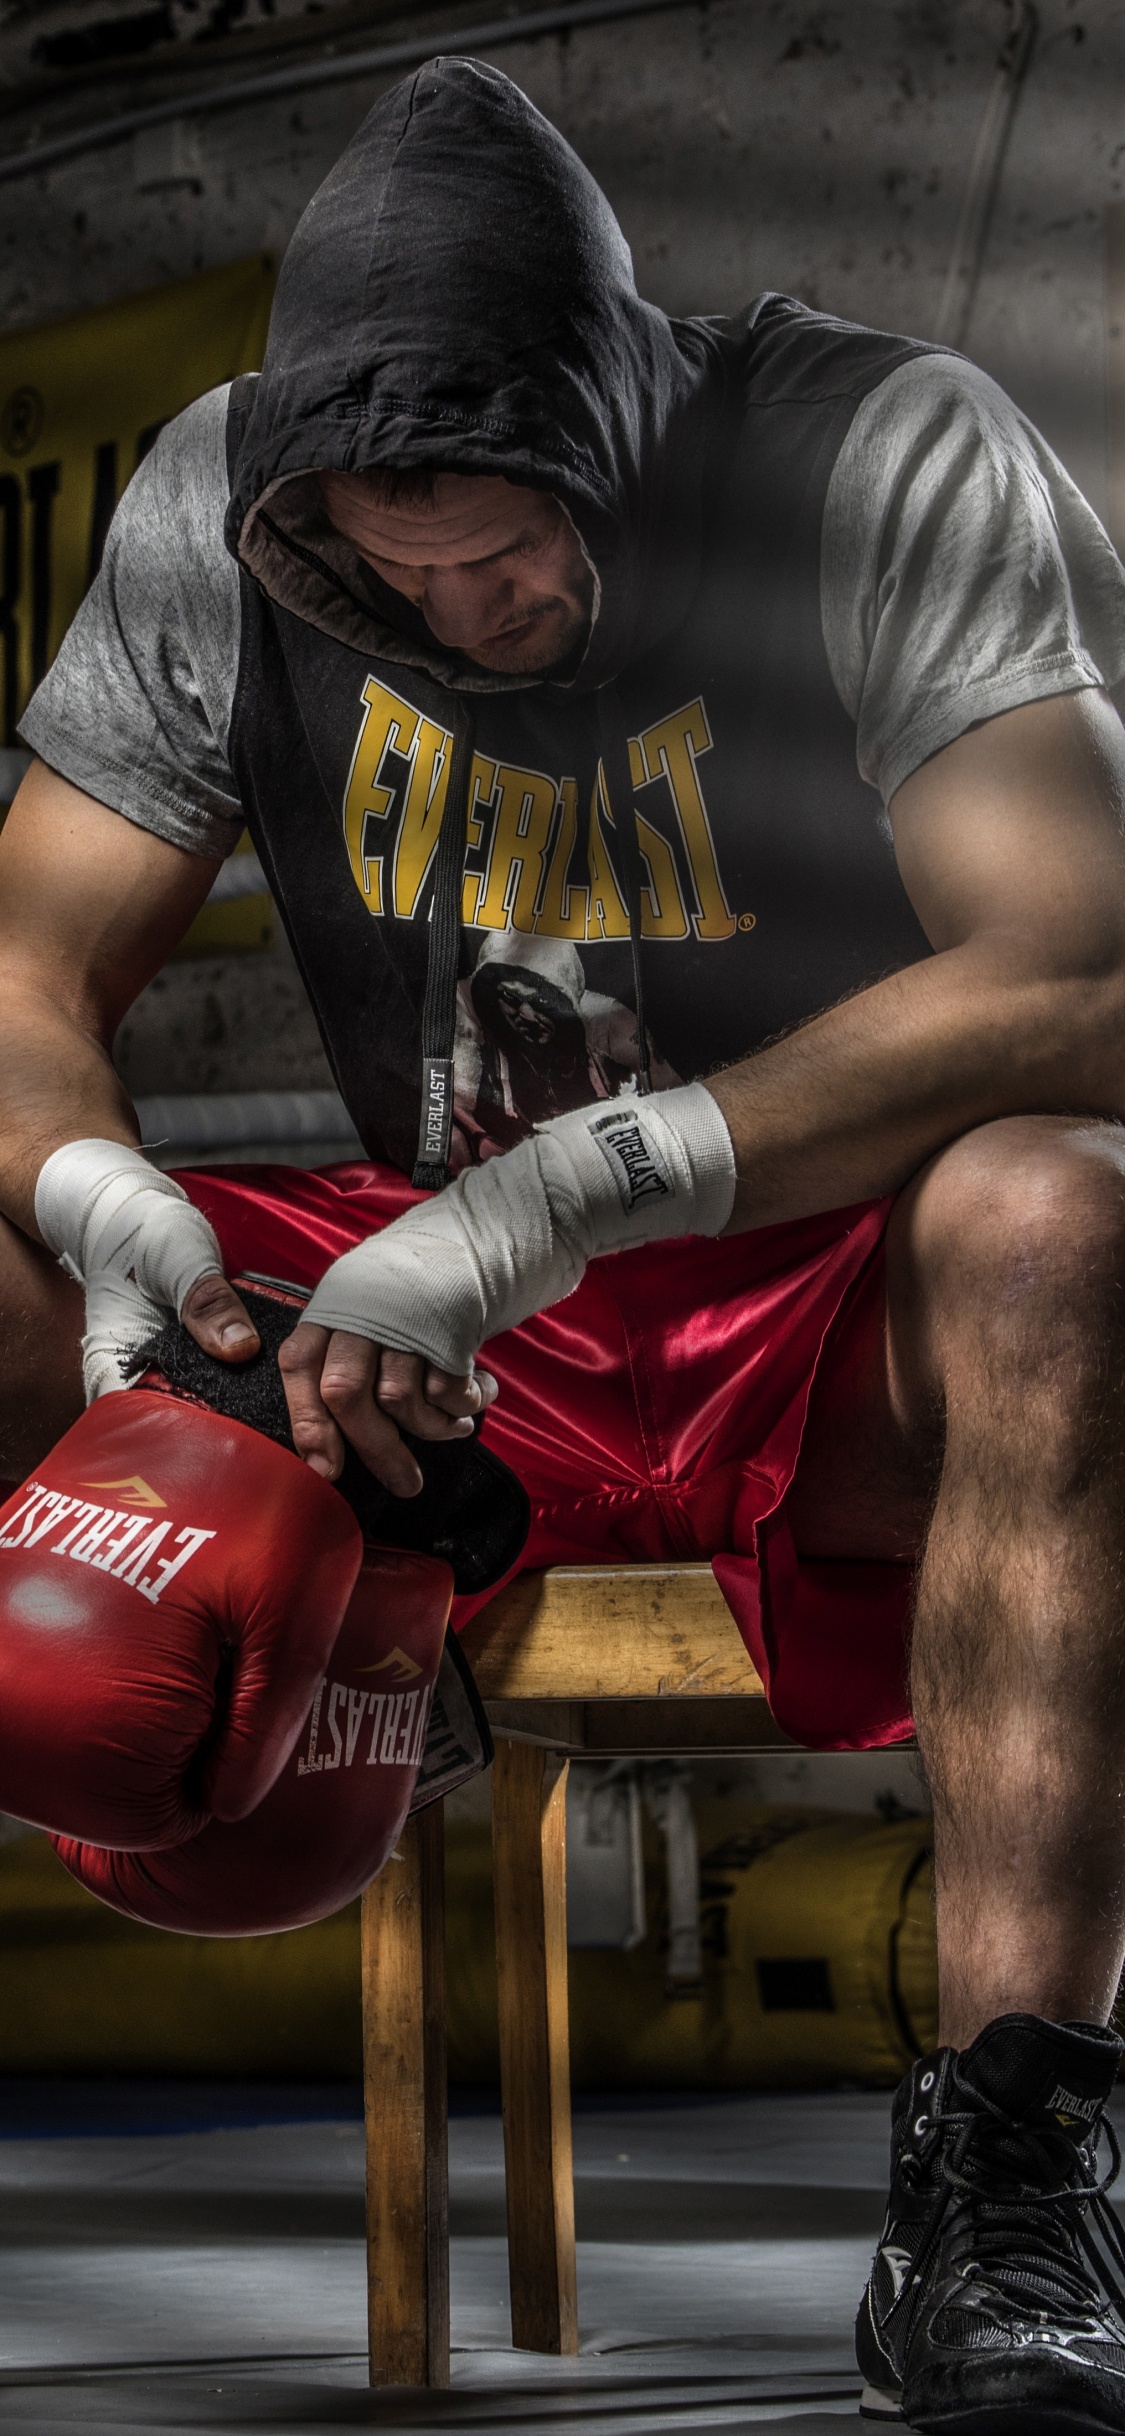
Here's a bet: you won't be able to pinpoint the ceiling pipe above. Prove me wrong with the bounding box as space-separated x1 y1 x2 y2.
0 0 711 185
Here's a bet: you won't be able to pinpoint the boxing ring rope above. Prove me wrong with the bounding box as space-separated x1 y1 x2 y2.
134 1090 364 1163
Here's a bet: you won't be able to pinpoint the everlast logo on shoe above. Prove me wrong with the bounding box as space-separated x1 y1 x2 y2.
0 1480 215 1607
1046 2082 1103 2123
296 1676 435 1776
589 1108 674 1214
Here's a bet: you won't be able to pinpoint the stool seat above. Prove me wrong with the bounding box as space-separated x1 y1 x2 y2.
360 1561 807 2387
462 1560 794 1753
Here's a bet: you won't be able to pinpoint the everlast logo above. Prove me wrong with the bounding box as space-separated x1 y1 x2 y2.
1046 2081 1102 2124
419 1056 453 1161
359 1646 422 1682
0 1479 215 1607
81 1473 166 1510
590 1109 673 1214
342 681 737 946
297 1676 435 1776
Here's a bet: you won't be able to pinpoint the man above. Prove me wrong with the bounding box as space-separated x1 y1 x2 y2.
5 51 1125 2433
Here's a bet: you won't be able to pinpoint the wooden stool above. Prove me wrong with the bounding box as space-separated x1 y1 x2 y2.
360 1561 796 2386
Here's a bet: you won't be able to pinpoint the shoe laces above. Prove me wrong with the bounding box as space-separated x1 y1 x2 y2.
900 2068 1125 2327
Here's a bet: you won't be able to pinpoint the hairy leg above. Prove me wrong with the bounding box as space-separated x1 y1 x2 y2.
894 1117 1125 2045
0 1211 83 1480
792 1115 1125 2047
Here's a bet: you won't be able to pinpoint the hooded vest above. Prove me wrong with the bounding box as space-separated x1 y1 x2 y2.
225 297 937 1180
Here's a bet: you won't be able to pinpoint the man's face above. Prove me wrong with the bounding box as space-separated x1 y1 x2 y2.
494 975 559 1048
317 469 595 674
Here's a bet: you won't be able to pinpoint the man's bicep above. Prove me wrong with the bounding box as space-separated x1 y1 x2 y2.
827 355 1125 803
889 691 1125 979
0 760 222 1037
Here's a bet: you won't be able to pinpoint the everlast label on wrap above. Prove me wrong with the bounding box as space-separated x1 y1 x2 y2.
588 1107 674 1214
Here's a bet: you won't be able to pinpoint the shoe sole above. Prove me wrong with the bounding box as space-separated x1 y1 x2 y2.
898 2407 1124 2436
860 2386 903 2424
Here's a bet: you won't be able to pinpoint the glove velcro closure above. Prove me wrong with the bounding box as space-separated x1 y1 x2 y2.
128 1277 529 1599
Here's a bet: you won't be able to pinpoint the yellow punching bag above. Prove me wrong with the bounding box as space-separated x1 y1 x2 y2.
0 1805 935 2086
696 1813 937 2087
446 1808 937 2093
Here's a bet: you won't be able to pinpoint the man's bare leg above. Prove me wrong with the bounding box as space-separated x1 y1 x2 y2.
0 1212 83 1480
789 1112 1125 2047
892 1115 1125 2045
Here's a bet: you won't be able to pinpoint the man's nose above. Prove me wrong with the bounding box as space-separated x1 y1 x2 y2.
422 566 508 650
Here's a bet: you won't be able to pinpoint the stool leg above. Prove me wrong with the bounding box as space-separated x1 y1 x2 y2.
361 1804 450 2388
491 1738 578 2355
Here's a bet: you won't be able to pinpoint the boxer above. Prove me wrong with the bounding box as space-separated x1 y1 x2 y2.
7 56 1125 2434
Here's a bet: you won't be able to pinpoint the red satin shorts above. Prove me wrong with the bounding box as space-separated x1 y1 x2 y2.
179 1161 915 1752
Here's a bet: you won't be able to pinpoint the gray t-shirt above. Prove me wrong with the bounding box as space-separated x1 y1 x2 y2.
20 355 1125 856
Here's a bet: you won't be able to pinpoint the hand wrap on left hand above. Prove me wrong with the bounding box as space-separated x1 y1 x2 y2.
301 1082 737 1376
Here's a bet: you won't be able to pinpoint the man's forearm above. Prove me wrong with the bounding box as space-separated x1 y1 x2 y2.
708 934 1125 1232
0 989 138 1237
0 764 225 1240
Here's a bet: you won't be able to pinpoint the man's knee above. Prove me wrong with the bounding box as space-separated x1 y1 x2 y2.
888 1116 1125 1415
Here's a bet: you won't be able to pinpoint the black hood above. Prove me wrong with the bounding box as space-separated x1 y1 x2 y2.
227 57 730 692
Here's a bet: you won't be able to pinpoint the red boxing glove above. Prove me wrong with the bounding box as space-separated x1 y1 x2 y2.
0 1391 362 1850
53 1546 452 1935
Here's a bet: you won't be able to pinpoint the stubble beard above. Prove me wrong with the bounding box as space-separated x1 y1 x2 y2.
463 594 591 676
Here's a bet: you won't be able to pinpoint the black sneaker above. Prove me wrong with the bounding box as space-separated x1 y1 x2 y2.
857 2044 959 2418
856 2013 1125 2435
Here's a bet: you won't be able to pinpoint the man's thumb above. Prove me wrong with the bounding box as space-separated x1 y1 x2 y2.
181 1273 260 1362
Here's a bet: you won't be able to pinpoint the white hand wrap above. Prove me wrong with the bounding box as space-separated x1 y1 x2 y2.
35 1139 226 1401
302 1083 736 1377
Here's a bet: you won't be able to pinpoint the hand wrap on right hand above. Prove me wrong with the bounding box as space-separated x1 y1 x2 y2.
35 1138 226 1402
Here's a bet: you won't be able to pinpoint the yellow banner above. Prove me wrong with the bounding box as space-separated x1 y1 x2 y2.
0 253 275 749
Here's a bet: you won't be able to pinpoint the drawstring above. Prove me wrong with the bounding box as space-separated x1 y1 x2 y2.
596 686 652 1096
413 686 651 1189
412 699 475 1190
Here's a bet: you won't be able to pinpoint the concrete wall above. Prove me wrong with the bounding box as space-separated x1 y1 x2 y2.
4 0 1115 498
0 0 1117 1096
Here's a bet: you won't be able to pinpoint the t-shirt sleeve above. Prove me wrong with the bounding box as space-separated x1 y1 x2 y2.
18 384 244 858
821 354 1125 805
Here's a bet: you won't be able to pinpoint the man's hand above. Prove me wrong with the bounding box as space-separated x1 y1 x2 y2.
35 1137 260 1400
278 1087 735 1489
278 1328 496 1494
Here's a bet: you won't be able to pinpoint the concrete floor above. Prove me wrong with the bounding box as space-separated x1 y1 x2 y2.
0 2083 889 2436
